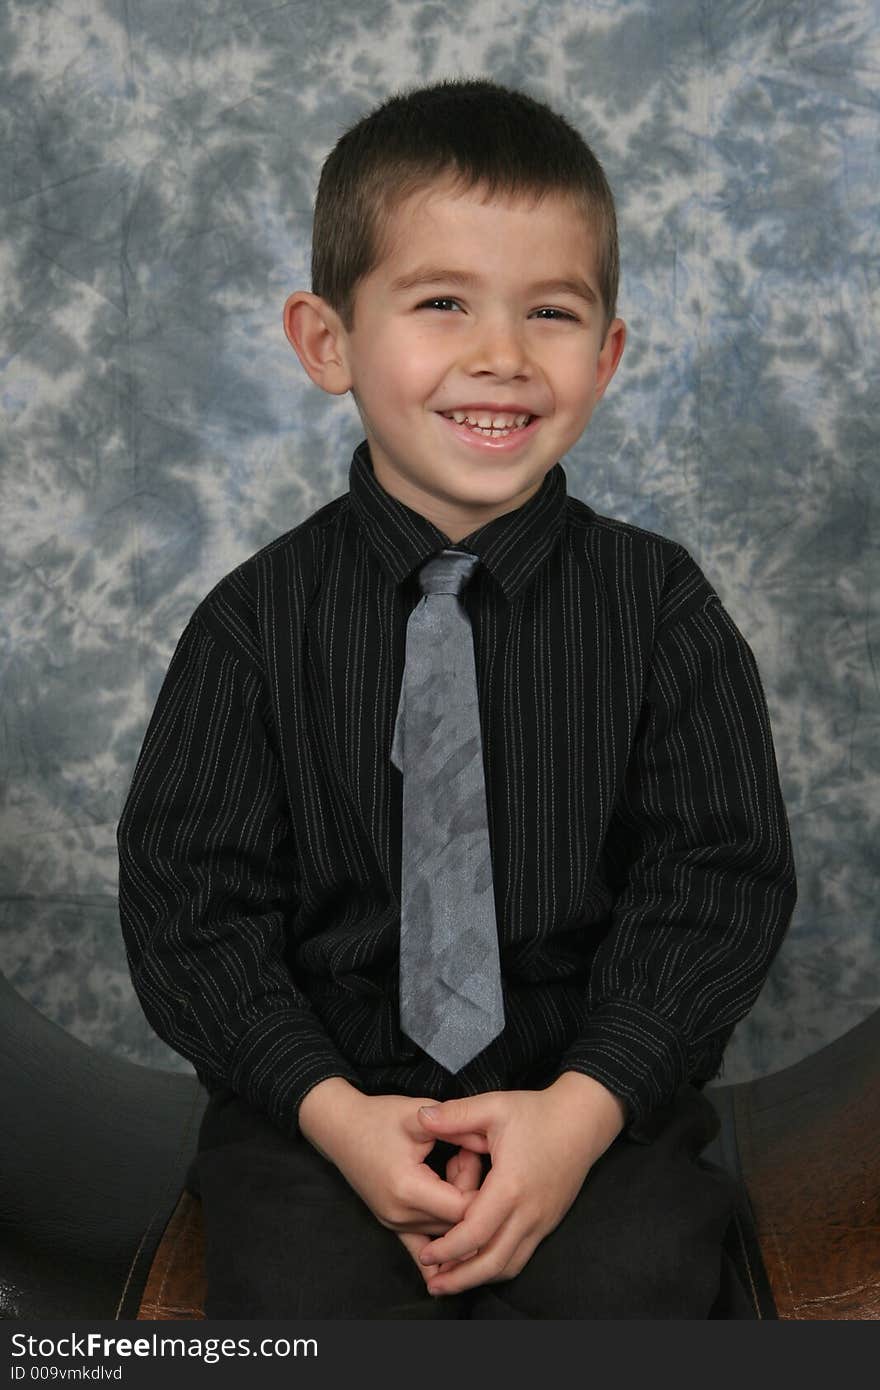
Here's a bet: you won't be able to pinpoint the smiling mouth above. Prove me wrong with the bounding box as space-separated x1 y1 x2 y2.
438 411 536 437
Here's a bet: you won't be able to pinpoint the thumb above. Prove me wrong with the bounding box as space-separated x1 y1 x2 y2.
417 1097 492 1153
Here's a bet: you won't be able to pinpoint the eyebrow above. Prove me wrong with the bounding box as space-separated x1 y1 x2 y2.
388 267 598 305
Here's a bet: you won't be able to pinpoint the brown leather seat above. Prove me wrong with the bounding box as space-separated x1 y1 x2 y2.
135 1007 880 1321
731 1005 880 1319
136 1188 207 1320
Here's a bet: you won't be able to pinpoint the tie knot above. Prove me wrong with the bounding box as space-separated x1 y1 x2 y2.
417 549 480 597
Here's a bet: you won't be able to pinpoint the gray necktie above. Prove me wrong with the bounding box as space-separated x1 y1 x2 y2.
390 548 505 1072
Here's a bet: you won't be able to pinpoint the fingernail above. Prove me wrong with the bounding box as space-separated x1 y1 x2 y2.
419 1105 439 1117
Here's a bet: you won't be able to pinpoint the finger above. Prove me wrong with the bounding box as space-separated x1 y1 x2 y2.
398 1222 482 1283
397 1230 435 1286
398 1184 481 1235
448 1148 483 1193
402 1237 478 1281
407 1163 472 1226
413 1117 491 1153
427 1213 521 1297
431 1130 492 1153
416 1096 499 1148
398 1229 430 1263
398 1216 456 1236
418 1169 508 1269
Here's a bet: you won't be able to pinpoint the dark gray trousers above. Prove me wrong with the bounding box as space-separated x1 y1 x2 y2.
192 1081 752 1319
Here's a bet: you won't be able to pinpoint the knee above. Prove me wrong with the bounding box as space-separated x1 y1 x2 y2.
612 1208 727 1317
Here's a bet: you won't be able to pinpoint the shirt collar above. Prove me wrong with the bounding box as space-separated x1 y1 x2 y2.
348 439 568 603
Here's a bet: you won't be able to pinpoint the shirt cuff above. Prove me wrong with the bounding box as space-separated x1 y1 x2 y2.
228 1011 365 1139
553 1000 690 1134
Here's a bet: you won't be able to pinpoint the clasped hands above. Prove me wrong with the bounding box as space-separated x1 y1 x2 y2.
331 1074 627 1298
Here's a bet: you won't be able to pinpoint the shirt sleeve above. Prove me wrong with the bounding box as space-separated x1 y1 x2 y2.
116 612 365 1139
554 569 797 1132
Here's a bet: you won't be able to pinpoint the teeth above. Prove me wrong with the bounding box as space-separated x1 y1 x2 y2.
443 410 531 431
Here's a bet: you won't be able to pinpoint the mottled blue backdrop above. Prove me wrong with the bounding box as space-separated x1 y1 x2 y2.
2 0 878 1086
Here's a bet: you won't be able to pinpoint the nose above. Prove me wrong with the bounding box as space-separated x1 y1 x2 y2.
464 311 530 380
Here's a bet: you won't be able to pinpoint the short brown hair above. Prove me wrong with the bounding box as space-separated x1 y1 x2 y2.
311 77 619 335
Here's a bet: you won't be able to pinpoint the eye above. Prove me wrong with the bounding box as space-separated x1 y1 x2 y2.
416 297 462 311
531 307 579 322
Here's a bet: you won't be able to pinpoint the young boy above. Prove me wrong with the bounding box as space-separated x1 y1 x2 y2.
117 78 796 1319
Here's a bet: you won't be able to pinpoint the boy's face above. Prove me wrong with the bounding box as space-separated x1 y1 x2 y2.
288 178 625 541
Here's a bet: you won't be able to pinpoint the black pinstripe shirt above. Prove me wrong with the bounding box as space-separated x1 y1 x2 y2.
117 440 796 1139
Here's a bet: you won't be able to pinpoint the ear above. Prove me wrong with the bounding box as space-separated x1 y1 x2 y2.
593 317 627 401
282 291 353 396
